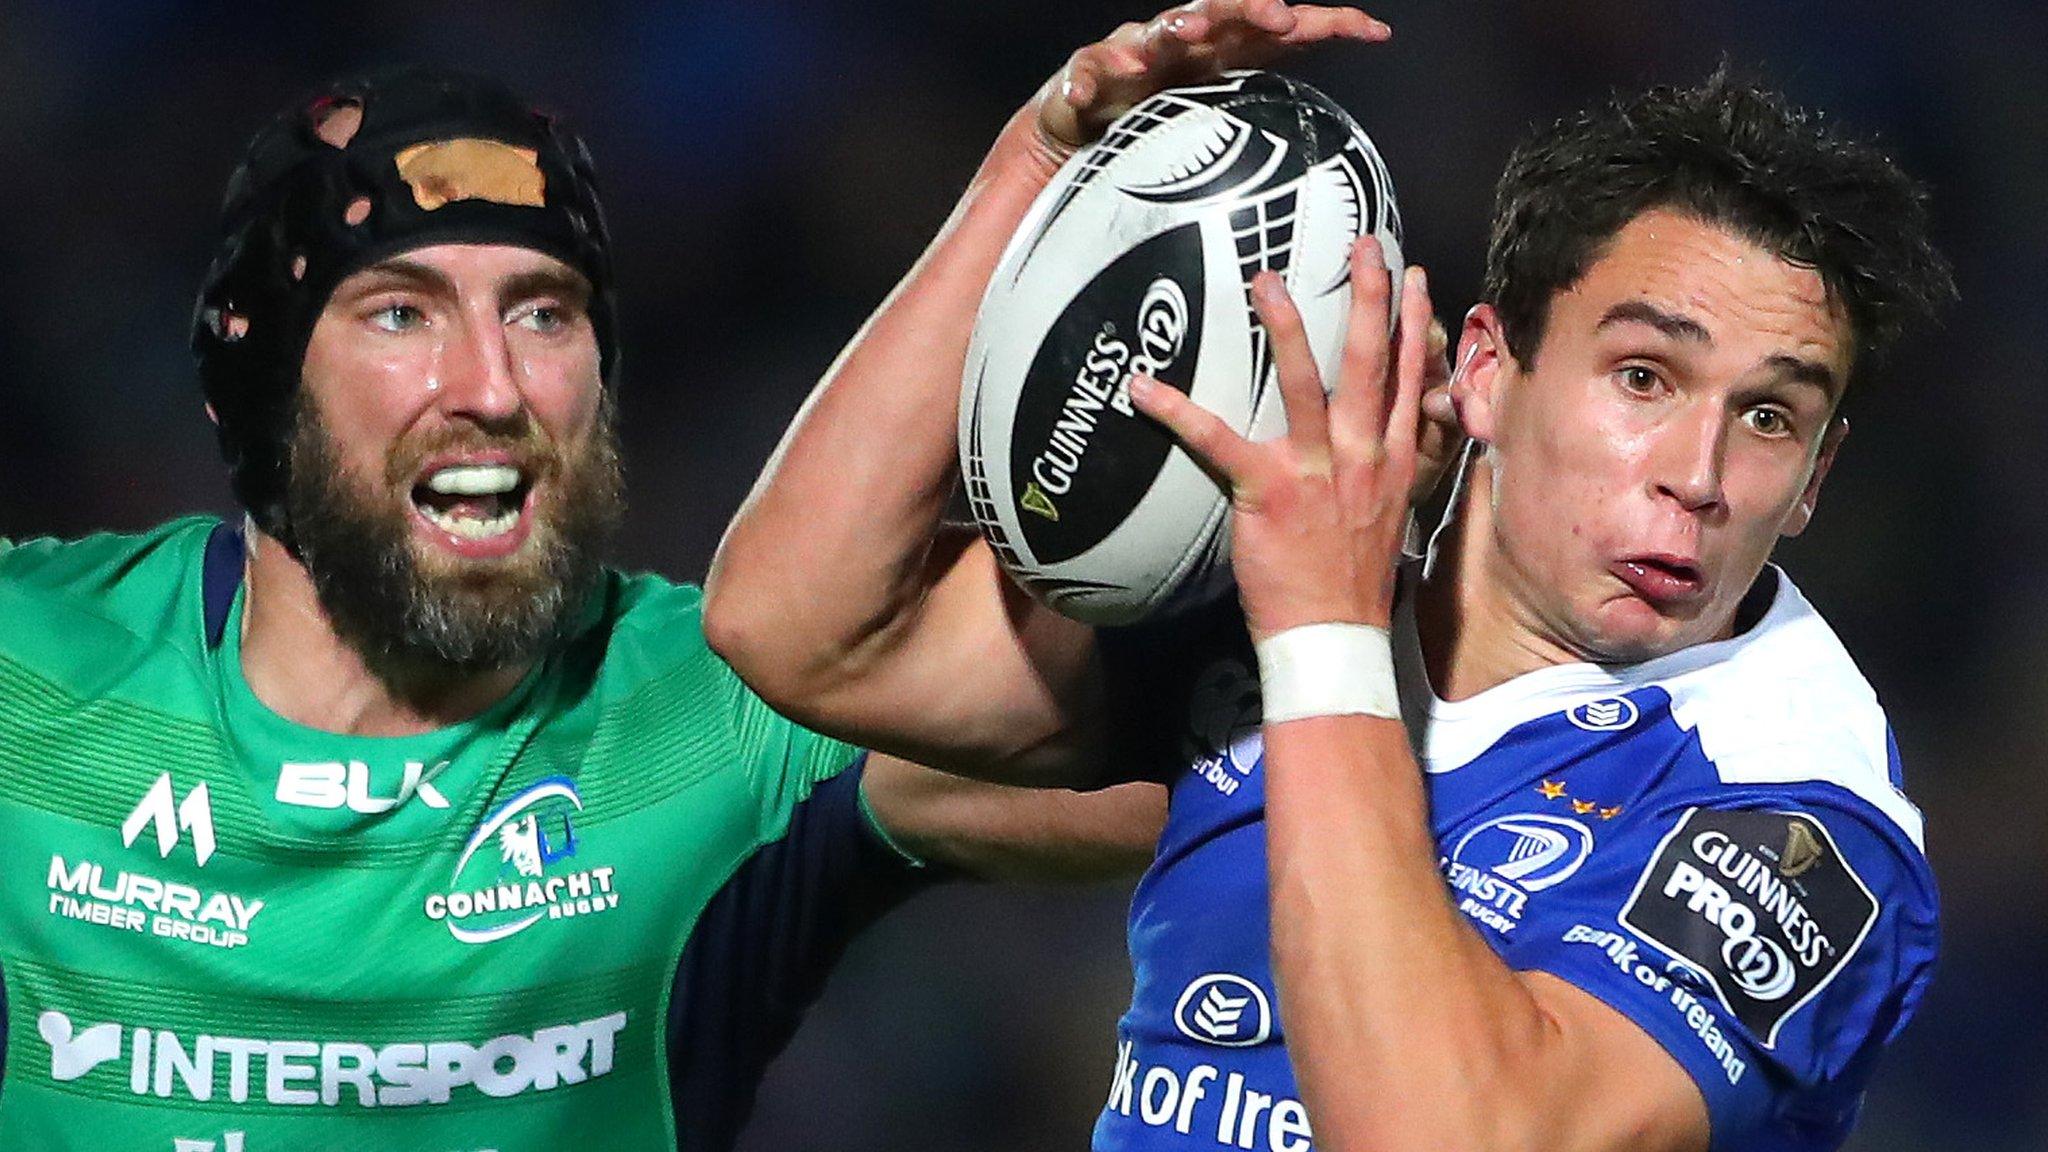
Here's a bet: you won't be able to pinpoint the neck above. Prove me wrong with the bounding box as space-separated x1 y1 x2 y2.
239 524 532 736
1413 455 1591 703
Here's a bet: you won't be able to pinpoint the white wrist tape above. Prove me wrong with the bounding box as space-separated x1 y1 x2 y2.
1254 622 1400 724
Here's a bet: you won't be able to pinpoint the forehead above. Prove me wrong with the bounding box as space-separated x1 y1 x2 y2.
1557 208 1852 379
331 243 589 296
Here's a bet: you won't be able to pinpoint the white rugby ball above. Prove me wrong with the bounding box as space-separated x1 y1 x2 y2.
960 70 1403 626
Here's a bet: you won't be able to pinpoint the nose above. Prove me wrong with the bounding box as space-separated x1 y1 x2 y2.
1650 401 1727 513
431 307 524 425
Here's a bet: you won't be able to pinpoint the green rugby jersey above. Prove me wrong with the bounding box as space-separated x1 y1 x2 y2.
0 518 926 1151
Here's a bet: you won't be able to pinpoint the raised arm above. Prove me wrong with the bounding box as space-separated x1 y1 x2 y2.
1138 246 1708 1151
704 2 1394 787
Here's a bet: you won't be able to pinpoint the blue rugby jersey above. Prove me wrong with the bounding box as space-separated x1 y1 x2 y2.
1092 568 1938 1152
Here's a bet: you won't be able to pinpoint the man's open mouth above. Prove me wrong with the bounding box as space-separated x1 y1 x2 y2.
412 463 534 542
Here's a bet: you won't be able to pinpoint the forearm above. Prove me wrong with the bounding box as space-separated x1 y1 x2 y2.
705 107 1062 698
864 754 1166 883
1266 716 1557 1151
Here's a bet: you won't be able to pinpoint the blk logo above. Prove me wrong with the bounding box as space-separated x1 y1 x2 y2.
122 774 216 866
276 760 450 814
1567 696 1639 732
173 1135 245 1152
1173 973 1272 1048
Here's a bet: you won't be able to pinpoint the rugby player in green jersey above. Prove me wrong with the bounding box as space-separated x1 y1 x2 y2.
0 67 1166 1151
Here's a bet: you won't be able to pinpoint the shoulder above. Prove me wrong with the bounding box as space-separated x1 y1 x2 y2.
571 569 718 693
0 516 218 595
0 517 221 673
570 569 843 753
600 568 709 650
1658 569 1924 851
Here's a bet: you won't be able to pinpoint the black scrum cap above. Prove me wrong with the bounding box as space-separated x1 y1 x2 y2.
192 65 618 539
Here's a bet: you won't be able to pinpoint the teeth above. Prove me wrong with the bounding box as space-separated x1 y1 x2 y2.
425 464 521 496
420 504 521 541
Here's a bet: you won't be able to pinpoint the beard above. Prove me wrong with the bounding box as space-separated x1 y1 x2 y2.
281 396 625 677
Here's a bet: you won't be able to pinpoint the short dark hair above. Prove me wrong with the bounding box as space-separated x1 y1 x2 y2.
1483 71 1954 380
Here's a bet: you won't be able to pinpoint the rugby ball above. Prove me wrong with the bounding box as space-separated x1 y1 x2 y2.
960 70 1402 625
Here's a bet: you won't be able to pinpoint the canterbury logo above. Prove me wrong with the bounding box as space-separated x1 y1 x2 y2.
1191 986 1250 1039
121 774 216 867
1568 697 1640 732
1172 974 1272 1048
1584 701 1626 725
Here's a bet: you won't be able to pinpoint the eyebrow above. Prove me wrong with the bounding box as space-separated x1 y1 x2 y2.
341 258 591 307
1760 353 1840 397
1597 300 1711 343
1598 299 1839 398
501 268 592 307
345 257 453 296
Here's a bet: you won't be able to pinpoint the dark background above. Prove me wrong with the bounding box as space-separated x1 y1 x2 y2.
1 1 2041 1149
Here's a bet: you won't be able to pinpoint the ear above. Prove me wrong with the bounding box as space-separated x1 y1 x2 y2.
204 403 221 427
1781 415 1849 538
1450 303 1513 445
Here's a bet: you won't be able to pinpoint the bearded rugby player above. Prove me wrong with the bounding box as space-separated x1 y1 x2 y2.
0 66 1166 1150
709 1 1953 1149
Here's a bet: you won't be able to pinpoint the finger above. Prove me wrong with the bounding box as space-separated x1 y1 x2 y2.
1039 54 1101 150
1210 5 1388 65
1089 29 1154 91
1142 8 1202 63
1277 7 1392 44
1079 29 1186 132
1152 11 1233 84
1413 384 1462 481
1129 373 1259 487
1421 314 1453 407
1328 236 1396 444
1041 5 1391 157
1419 317 1452 416
1248 271 1332 454
1064 61 1098 111
1105 18 1150 50
1162 5 1212 42
1411 313 1467 503
1385 265 1432 471
1422 386 1455 425
1118 10 1210 98
1235 0 1302 35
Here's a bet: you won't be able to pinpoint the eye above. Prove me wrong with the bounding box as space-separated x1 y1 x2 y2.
1615 364 1665 397
369 303 425 333
1742 405 1795 439
513 301 575 334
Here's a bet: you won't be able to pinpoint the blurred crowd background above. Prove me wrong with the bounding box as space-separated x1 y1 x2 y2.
1 1 2042 1148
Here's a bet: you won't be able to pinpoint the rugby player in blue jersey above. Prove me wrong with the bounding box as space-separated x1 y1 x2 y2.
708 3 1952 1149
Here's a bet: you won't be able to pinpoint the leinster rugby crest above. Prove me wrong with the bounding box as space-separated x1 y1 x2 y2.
1620 807 1878 1047
424 777 622 943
